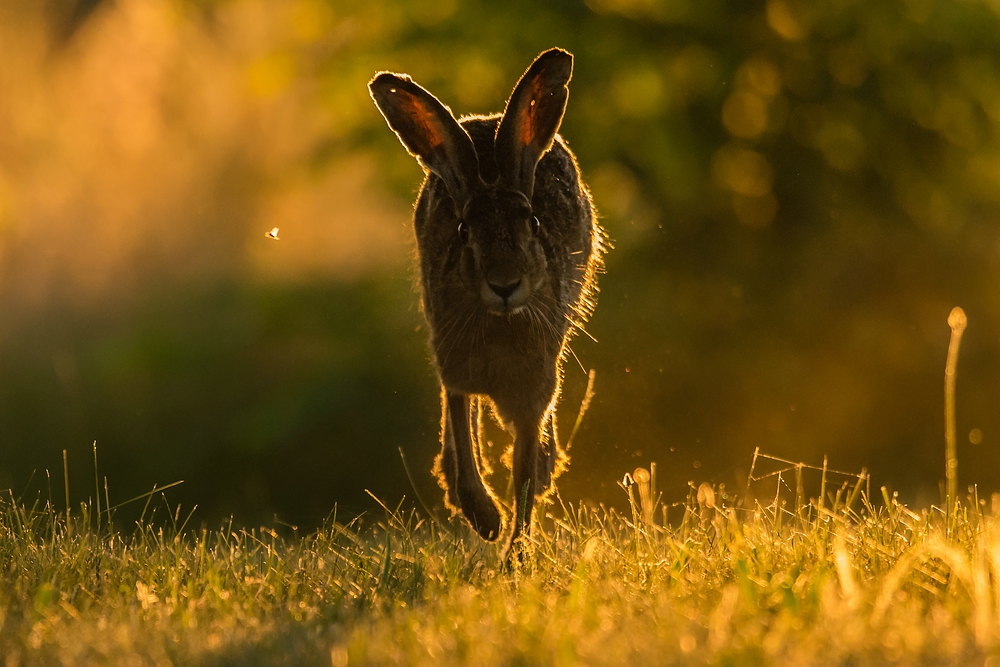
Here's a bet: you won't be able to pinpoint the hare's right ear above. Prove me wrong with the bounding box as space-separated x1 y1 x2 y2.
370 72 483 211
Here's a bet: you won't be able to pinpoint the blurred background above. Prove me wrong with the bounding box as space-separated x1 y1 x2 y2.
1 0 999 528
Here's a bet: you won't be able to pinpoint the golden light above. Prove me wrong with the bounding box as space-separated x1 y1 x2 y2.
613 64 667 118
766 0 808 41
711 145 774 198
738 58 782 98
828 43 868 88
815 120 865 171
0 0 410 311
722 91 769 139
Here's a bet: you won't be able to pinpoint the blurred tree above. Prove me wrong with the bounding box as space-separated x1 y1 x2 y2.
0 0 998 525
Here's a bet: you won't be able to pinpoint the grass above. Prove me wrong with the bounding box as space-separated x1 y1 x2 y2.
0 454 998 667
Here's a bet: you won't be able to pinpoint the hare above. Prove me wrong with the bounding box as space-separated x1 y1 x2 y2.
369 48 604 552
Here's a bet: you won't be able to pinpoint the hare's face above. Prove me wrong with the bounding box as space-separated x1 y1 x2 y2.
460 189 547 315
371 48 573 317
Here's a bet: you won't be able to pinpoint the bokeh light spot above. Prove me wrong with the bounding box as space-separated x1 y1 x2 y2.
246 53 297 99
766 0 807 41
966 155 1000 202
590 163 640 220
722 91 768 138
289 0 335 44
738 58 782 98
711 145 774 197
613 64 667 118
898 180 960 234
667 44 720 104
816 120 865 171
934 95 979 148
828 43 868 88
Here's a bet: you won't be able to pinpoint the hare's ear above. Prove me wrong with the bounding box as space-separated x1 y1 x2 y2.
370 72 483 209
495 49 573 199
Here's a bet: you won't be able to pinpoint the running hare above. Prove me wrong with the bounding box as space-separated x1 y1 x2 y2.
369 48 604 552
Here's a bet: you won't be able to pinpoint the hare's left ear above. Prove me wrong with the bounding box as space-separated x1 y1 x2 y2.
495 49 573 200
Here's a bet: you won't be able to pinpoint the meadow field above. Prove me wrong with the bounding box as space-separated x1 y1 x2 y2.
0 453 996 666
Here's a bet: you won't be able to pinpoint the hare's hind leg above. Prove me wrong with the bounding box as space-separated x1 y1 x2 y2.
444 390 503 541
432 387 461 512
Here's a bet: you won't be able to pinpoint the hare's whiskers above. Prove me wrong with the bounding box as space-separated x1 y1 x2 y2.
478 311 489 351
562 312 598 343
435 310 464 349
565 341 587 376
526 304 545 342
528 301 562 344
437 309 476 370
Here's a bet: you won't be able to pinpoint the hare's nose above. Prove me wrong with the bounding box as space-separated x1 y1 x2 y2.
487 277 522 300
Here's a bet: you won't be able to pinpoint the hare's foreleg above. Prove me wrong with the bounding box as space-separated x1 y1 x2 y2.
506 415 545 554
444 390 503 541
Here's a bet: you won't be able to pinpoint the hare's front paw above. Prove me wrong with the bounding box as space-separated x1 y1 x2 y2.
457 486 503 541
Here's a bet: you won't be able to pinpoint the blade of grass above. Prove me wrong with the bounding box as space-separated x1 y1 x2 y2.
63 449 70 521
107 480 185 513
945 306 966 515
93 441 100 533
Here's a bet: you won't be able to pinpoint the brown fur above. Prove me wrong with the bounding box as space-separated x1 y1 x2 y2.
370 49 606 555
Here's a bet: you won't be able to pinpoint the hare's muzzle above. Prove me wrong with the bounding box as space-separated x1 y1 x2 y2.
480 274 529 313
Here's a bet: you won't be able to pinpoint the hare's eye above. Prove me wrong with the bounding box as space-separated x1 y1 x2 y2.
530 216 541 236
458 221 470 244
